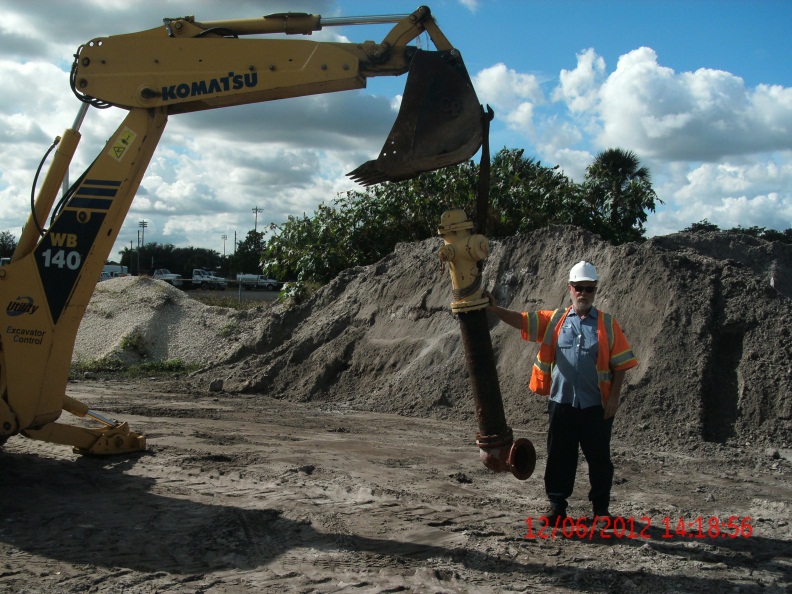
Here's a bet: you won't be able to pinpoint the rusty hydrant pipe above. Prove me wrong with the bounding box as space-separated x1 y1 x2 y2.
437 209 535 480
458 309 536 480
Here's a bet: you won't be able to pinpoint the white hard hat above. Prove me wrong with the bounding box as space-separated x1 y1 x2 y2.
569 261 598 282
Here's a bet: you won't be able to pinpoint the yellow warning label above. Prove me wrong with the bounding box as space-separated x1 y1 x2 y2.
109 127 137 162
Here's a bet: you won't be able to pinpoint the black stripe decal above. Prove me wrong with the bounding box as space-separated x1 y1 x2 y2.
68 197 113 210
75 186 118 197
85 179 122 187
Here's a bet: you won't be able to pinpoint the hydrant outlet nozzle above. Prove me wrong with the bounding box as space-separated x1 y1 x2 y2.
477 437 536 481
437 244 455 263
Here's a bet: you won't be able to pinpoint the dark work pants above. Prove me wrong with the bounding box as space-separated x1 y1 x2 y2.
545 401 614 514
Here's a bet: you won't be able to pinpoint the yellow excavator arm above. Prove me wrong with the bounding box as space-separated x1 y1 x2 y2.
76 9 447 111
73 6 482 183
0 6 482 455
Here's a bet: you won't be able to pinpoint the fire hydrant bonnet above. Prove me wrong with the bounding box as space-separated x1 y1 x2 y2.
437 208 474 234
569 260 598 282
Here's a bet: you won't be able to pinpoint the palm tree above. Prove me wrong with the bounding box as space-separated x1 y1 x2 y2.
583 148 661 243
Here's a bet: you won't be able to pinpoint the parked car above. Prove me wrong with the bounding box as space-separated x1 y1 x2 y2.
236 274 281 291
152 268 183 287
192 269 227 290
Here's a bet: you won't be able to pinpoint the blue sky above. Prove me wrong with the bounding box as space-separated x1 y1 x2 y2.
1 0 790 259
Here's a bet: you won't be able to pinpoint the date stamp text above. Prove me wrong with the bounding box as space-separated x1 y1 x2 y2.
525 515 753 540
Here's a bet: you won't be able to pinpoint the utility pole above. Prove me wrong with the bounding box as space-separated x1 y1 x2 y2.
138 220 148 275
252 206 262 232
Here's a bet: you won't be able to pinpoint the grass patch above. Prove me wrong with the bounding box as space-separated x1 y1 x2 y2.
71 357 201 379
120 328 147 355
220 321 240 337
191 294 269 310
72 356 126 374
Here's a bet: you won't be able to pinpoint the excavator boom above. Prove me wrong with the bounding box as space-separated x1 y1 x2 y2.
0 6 483 455
71 5 482 182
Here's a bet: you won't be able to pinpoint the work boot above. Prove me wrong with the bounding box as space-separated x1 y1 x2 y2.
543 506 567 527
592 509 612 532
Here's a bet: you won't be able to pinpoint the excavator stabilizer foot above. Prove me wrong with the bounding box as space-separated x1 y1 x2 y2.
348 49 483 186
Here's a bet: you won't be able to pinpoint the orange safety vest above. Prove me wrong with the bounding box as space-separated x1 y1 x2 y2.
521 306 638 404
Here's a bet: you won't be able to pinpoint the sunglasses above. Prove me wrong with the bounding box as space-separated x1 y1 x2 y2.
570 284 597 294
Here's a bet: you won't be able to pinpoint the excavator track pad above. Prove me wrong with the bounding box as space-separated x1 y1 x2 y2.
348 49 483 186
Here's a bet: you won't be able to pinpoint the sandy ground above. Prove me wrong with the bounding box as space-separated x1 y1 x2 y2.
1 379 790 593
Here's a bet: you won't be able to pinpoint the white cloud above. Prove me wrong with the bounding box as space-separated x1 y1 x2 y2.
474 63 544 110
645 154 792 235
457 0 480 12
483 45 792 234
504 103 536 133
553 48 605 113
595 48 792 161
547 148 593 182
473 63 543 136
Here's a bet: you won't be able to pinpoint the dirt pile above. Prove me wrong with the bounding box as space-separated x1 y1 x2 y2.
194 225 791 449
75 276 264 365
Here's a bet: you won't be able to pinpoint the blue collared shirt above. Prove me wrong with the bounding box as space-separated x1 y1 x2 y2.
550 307 601 409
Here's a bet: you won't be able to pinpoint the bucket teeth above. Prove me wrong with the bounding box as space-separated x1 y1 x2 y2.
348 49 483 186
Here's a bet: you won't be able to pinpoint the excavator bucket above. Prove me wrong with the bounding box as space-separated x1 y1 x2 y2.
348 49 483 186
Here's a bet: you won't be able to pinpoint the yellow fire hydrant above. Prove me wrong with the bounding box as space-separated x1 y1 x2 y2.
436 208 535 481
436 209 489 313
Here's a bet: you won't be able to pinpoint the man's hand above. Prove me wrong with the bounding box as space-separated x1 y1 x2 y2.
603 395 620 419
481 291 523 330
605 369 626 419
482 290 496 308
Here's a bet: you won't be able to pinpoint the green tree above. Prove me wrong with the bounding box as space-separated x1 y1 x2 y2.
0 230 17 258
488 148 577 235
262 206 353 283
582 148 661 243
682 221 791 244
261 164 481 283
683 219 721 233
119 244 222 278
727 225 765 238
758 228 792 244
228 230 265 276
261 147 662 284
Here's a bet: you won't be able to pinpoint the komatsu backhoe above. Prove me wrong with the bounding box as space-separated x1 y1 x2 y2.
0 6 483 455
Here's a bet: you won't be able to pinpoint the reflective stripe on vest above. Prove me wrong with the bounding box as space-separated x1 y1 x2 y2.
602 312 614 352
533 308 566 374
526 311 540 342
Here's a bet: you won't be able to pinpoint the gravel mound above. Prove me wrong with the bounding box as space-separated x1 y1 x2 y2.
74 276 263 366
75 226 792 449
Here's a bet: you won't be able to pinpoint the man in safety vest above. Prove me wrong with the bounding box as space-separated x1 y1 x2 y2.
485 260 638 527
